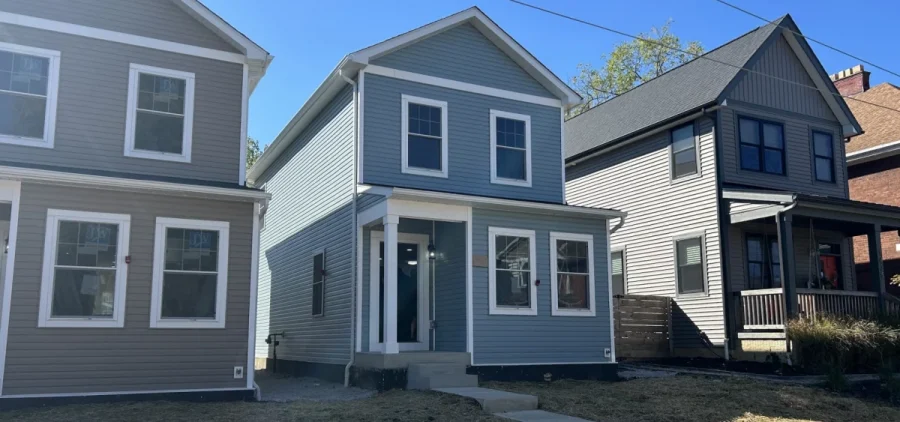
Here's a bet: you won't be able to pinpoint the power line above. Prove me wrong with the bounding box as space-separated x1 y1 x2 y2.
507 0 900 116
713 0 900 80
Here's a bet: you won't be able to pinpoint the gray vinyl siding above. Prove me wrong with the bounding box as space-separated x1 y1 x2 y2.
718 105 846 198
357 194 385 213
0 25 244 185
472 208 611 365
3 183 252 395
434 221 467 352
363 74 563 203
370 23 552 98
255 86 354 363
566 117 726 349
0 0 239 52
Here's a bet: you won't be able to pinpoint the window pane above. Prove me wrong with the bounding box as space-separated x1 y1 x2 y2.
764 149 784 174
51 268 116 317
4 53 49 96
740 145 760 171
497 147 526 180
611 251 623 276
0 92 46 139
556 239 588 273
407 135 441 170
134 111 184 154
748 263 763 289
747 237 763 262
55 221 118 268
763 123 783 148
815 157 833 182
496 235 530 271
557 273 589 309
611 251 624 296
495 269 531 307
164 228 219 273
814 133 833 157
312 282 323 315
408 103 441 137
313 253 324 283
739 119 760 145
160 272 217 318
673 149 697 178
671 125 694 153
496 117 526 148
137 73 185 115
677 238 704 294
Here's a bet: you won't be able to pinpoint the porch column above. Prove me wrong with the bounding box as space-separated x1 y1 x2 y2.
777 213 798 319
868 224 887 312
383 215 400 354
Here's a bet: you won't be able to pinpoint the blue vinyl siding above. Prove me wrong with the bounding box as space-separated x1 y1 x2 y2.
370 23 552 98
472 208 612 365
363 74 563 203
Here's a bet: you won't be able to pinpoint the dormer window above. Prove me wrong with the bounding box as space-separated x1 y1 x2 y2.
124 64 195 163
490 110 532 187
401 94 448 178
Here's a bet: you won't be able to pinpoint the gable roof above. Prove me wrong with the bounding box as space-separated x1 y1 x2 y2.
248 6 580 183
565 15 861 162
844 83 900 159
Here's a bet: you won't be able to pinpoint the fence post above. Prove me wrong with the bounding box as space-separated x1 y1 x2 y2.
667 297 674 356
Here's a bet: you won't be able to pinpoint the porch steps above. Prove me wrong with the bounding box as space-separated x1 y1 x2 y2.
435 387 539 413
406 363 478 389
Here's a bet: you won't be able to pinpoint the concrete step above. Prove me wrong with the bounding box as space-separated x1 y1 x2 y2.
407 373 479 389
495 410 592 422
408 363 467 378
435 387 538 413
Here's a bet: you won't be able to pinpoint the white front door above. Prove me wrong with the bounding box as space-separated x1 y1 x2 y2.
369 231 430 352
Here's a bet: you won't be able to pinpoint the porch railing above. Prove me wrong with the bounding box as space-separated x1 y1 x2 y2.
734 288 885 330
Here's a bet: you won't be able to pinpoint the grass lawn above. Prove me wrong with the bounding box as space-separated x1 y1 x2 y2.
3 375 899 422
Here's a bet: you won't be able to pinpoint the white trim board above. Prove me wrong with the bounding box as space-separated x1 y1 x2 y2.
0 42 61 150
549 232 596 317
489 109 532 187
0 181 22 394
246 203 261 388
488 227 538 316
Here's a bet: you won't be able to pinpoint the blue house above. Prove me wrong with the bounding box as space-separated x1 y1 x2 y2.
248 7 622 389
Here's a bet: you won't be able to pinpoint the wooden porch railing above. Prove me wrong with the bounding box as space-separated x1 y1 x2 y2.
734 288 888 330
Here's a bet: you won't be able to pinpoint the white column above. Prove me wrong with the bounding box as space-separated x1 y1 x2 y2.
383 215 400 354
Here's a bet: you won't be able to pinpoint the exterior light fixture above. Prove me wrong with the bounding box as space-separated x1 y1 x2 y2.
427 243 436 260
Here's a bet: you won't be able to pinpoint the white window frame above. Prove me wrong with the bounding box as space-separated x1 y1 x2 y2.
401 94 448 178
490 110 532 187
549 232 596 317
0 42 61 149
150 217 229 329
38 209 131 328
124 63 195 163
488 227 537 316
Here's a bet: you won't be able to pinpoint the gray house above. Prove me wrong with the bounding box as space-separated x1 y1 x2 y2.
0 0 271 402
249 7 621 389
566 15 900 359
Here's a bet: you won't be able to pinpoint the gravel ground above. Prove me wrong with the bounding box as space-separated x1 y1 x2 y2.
254 372 375 402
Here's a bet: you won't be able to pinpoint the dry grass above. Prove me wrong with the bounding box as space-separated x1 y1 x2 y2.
487 375 900 422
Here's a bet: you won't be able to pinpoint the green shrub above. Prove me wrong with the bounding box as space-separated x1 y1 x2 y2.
786 315 900 374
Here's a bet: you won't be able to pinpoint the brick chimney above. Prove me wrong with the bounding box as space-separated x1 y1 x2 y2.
830 64 870 96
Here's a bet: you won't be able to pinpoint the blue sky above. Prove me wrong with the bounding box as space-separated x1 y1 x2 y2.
204 0 900 146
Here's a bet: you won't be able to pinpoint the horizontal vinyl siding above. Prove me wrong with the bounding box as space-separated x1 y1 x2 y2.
363 74 563 203
370 23 552 98
4 183 252 395
434 221 467 352
0 25 244 184
472 208 611 365
0 0 239 52
255 86 355 364
566 117 725 348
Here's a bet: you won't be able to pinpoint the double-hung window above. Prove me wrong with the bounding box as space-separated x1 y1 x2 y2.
151 218 229 329
312 251 325 317
488 227 537 315
739 117 784 175
745 234 781 289
0 42 61 148
401 94 448 177
611 249 625 296
670 123 698 179
675 234 706 295
812 131 835 182
125 64 195 163
490 110 532 186
39 210 130 328
550 232 596 316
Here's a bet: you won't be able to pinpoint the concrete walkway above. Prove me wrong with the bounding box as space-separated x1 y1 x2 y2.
435 387 587 421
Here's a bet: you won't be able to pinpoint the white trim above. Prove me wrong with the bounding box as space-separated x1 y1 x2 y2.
401 94 449 178
465 207 474 364
488 227 538 316
38 209 131 328
238 63 250 186
124 63 195 163
0 181 22 394
0 165 269 201
0 42 61 149
489 110 532 187
560 108 566 201
470 361 616 367
0 11 248 64
606 222 616 363
388 199 469 223
150 217 229 329
846 139 900 166
369 65 561 108
355 225 364 352
1 386 252 399
173 0 268 61
246 203 260 389
549 232 596 317
358 70 366 184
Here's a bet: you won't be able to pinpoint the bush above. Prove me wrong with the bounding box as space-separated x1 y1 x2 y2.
787 315 900 374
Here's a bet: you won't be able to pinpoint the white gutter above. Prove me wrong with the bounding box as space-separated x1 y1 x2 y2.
846 139 900 166
339 70 359 388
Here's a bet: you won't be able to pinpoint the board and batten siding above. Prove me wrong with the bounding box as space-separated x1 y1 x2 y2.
370 23 552 98
0 0 239 52
4 183 252 395
471 208 611 365
255 86 355 363
566 117 725 349
363 74 563 203
0 25 244 185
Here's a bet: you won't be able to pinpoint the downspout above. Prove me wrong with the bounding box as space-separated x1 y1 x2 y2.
340 69 358 387
610 213 627 234
776 201 798 366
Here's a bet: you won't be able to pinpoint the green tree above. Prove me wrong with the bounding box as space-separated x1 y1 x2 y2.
246 137 262 170
570 20 703 116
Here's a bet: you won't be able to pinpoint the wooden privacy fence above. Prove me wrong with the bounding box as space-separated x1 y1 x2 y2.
613 295 673 359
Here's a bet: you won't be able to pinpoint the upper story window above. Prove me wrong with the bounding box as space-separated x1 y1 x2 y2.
670 123 698 179
401 94 448 178
490 110 532 187
125 64 195 163
812 131 835 183
0 42 60 149
739 117 784 175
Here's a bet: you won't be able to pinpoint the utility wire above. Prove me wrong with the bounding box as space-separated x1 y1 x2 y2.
714 0 900 81
508 0 900 116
